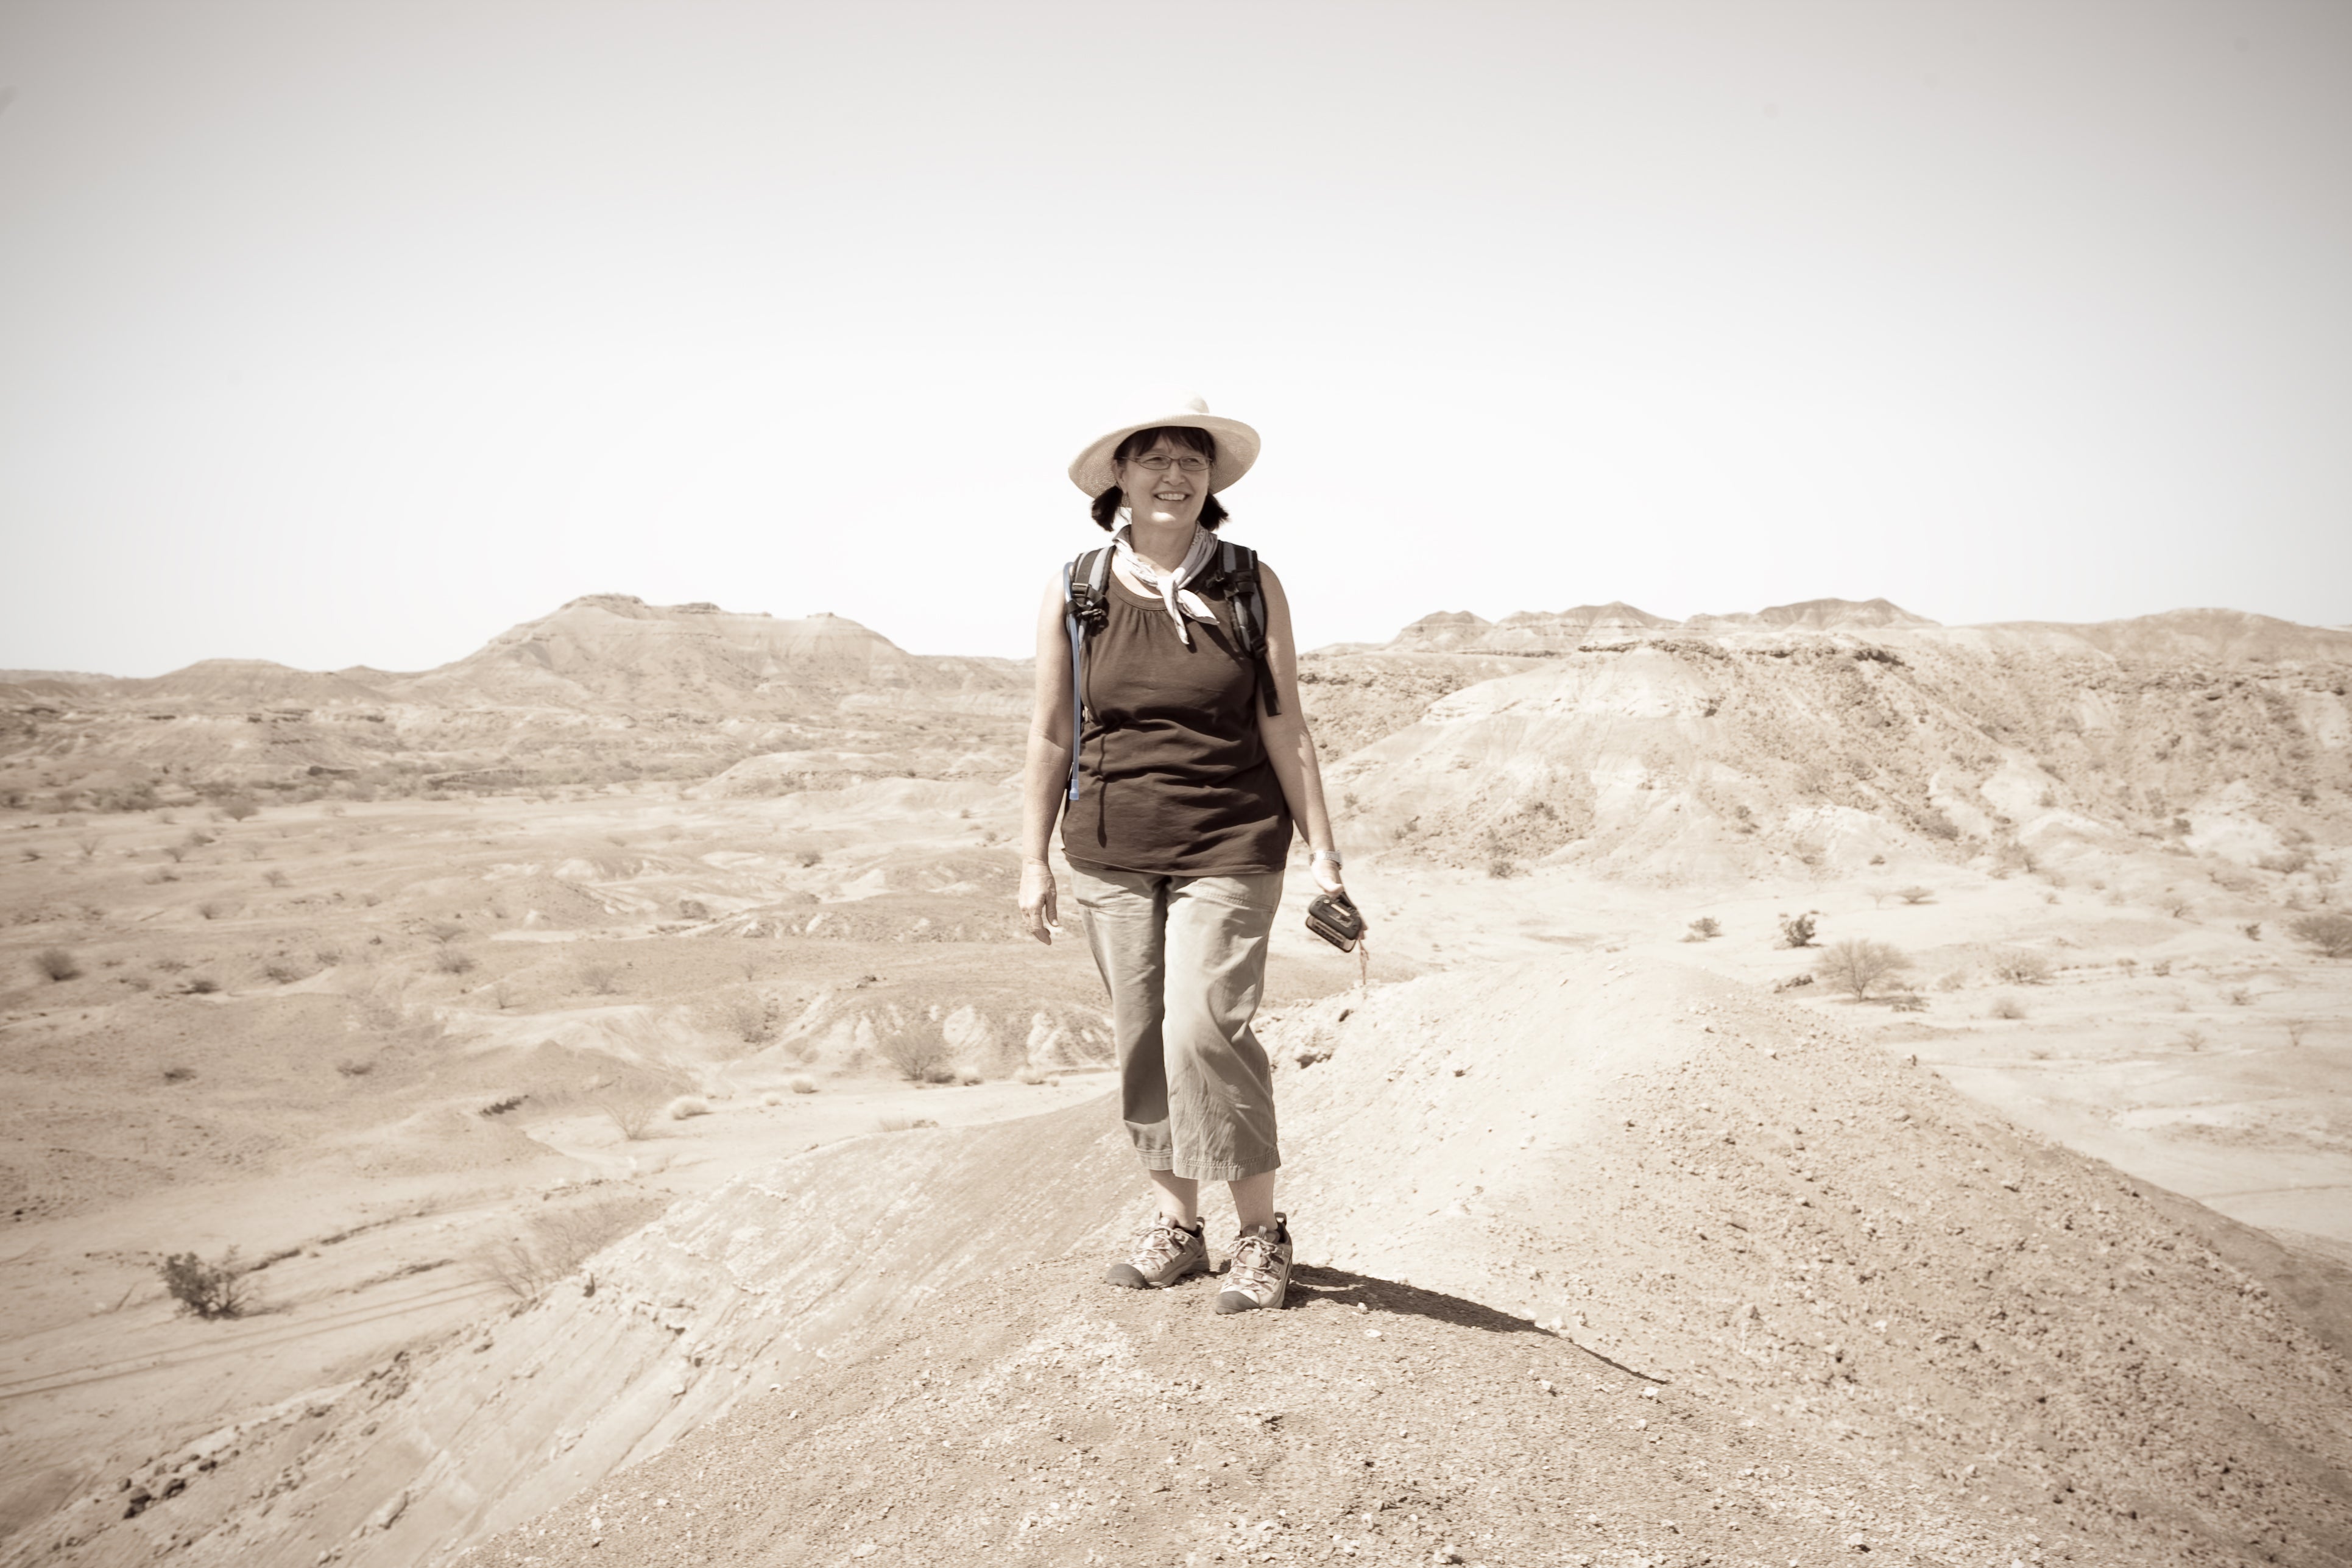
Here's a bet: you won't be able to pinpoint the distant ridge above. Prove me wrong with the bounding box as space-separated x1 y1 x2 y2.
1977 607 2352 665
395 596 1023 710
1375 598 2352 663
115 659 394 706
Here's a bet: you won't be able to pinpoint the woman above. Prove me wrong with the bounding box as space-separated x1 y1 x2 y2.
1017 398 1356 1315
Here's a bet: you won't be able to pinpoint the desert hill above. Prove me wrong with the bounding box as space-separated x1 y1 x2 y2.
390 595 1024 713
111 660 397 708
1977 609 2352 667
0 599 1028 808
27 953 2347 1568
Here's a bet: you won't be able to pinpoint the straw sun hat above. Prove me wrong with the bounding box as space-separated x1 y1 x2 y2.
1067 397 1261 498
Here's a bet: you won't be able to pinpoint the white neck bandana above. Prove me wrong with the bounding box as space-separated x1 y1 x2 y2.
1111 522 1220 645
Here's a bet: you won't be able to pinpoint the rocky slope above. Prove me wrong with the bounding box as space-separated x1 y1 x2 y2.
1312 632 2350 885
22 953 2347 1568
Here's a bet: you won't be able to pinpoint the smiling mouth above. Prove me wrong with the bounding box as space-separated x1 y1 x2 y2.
1152 490 1190 503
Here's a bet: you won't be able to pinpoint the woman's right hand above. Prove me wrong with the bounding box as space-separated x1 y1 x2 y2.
1018 859 1061 945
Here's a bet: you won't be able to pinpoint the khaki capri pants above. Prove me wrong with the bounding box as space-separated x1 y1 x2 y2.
1070 864 1284 1182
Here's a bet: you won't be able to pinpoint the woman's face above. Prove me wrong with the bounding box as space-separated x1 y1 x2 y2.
1114 434 1211 531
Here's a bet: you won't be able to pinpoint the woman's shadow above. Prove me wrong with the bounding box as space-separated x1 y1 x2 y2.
1282 1262 1664 1384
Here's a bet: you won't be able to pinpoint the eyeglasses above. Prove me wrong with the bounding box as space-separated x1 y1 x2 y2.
1126 453 1210 473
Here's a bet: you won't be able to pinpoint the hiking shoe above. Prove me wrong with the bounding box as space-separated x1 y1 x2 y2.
1105 1217 1207 1289
1215 1213 1293 1314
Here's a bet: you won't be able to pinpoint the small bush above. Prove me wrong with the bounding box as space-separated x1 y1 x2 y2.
1918 811 1961 841
334 1058 374 1077
1887 992 1927 1012
2287 912 2352 959
35 947 80 983
2177 1028 2207 1052
1897 886 1934 905
2151 959 2173 977
160 1249 249 1319
958 1072 983 1086
196 900 229 921
1016 1067 1052 1086
261 959 306 985
1819 939 1913 1000
1988 996 2026 1020
666 1095 712 1120
878 1026 955 1084
434 946 478 975
576 959 623 995
2225 986 2255 1007
596 1094 657 1141
218 795 260 822
1776 912 1818 949
1683 917 1721 942
183 976 221 995
263 868 289 888
788 1075 818 1095
313 945 342 967
479 1094 526 1117
2242 922 2263 942
163 1064 197 1082
1990 950 2054 986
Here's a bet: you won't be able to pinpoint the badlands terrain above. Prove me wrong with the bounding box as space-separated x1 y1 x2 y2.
1 592 2348 1568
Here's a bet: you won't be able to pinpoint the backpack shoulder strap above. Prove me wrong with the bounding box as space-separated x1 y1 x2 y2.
1062 549 1112 803
1216 542 1280 717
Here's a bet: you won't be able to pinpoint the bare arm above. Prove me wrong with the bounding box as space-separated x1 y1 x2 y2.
1252 564 1351 901
1017 571 1075 943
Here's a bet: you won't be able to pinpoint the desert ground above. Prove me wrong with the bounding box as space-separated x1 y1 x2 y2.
1 593 2347 1567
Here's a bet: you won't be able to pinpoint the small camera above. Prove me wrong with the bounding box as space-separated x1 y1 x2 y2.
1304 889 1366 952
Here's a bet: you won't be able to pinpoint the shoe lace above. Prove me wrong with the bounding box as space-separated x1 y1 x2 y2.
1227 1232 1279 1291
1132 1220 1196 1271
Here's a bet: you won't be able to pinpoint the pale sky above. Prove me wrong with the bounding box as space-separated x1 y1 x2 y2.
3 1 2348 676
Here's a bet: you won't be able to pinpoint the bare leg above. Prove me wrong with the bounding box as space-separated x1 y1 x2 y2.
1148 1170 1200 1226
1229 1170 1277 1232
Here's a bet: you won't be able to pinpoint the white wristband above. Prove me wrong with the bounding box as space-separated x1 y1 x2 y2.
1310 849 1343 869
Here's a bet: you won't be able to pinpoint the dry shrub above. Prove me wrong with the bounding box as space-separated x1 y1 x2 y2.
162 1064 197 1082
878 1024 955 1084
334 1058 374 1078
665 1095 712 1120
2287 912 2352 959
263 868 289 888
160 1249 249 1319
262 959 306 985
575 959 623 995
1990 950 2054 985
1897 886 1934 905
877 1114 939 1132
476 1196 665 1301
2225 986 2255 1007
702 987 777 1045
434 946 478 975
1988 996 2027 1020
35 947 80 983
1776 912 1818 949
789 1075 818 1095
196 900 230 922
1683 917 1720 942
1819 939 1912 1000
596 1093 658 1141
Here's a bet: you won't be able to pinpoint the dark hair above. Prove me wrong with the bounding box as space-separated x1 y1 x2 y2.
1090 425 1230 532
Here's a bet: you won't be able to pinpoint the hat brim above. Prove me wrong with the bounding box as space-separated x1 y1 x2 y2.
1068 412 1261 497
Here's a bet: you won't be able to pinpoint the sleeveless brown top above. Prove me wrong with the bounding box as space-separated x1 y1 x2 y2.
1061 558 1293 877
